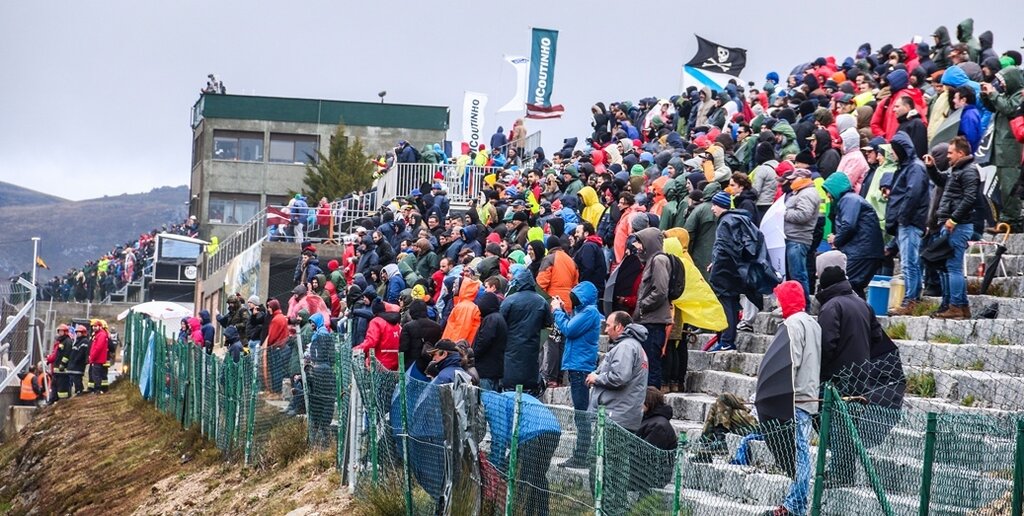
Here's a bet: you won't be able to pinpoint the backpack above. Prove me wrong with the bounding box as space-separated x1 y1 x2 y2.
657 252 686 301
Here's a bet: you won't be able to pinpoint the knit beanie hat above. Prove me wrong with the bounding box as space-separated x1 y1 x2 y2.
630 164 646 177
819 266 847 291
711 192 732 209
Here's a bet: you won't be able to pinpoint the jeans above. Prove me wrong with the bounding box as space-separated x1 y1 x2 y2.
897 226 923 302
478 378 501 392
786 241 811 306
719 296 741 348
641 323 666 388
567 370 592 460
939 223 973 307
783 409 812 516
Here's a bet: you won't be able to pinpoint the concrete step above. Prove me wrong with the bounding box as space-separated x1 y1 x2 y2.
923 295 1024 319
865 453 1011 509
683 460 791 507
898 340 1024 375
977 232 1024 255
688 350 764 377
904 365 1024 410
676 489 777 516
686 370 758 401
822 486 984 516
882 316 1020 346
691 332 775 354
966 276 1024 297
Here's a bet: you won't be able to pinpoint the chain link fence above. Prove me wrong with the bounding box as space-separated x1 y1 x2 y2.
122 311 1024 515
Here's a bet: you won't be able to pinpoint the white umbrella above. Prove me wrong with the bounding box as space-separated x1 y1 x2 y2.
760 197 788 277
117 301 193 321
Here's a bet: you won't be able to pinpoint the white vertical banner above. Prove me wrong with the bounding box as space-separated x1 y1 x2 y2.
461 91 488 149
497 55 530 112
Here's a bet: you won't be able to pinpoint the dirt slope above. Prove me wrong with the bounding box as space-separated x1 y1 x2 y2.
0 382 350 515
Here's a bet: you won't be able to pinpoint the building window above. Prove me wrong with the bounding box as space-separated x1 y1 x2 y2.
213 130 264 162
208 193 260 225
269 134 318 164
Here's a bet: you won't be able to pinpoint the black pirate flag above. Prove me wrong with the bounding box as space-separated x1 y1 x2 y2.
685 35 747 77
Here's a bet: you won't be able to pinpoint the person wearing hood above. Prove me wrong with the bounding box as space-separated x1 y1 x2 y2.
547 280 601 467
893 96 928 159
885 131 932 315
822 172 883 297
537 237 578 386
980 67 1024 231
631 227 674 388
355 298 403 370
684 182 722 279
612 191 638 268
198 309 215 354
223 326 243 364
216 294 250 344
441 274 482 343
380 263 405 305
489 126 508 154
809 129 840 177
772 120 800 159
931 26 953 69
420 143 440 164
577 186 604 230
956 18 980 62
979 30 998 63
837 128 870 194
781 169 822 308
871 69 928 141
587 310 648 432
500 266 552 394
638 386 678 452
761 281 820 516
356 234 380 278
571 221 606 298
659 177 691 230
750 142 780 220
399 299 442 380
469 291 507 391
306 312 336 442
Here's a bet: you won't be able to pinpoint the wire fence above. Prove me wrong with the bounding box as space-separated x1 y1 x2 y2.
122 311 1024 515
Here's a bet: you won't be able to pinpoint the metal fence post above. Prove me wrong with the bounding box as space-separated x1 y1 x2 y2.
918 413 938 516
244 349 259 466
504 385 523 516
594 406 606 516
811 384 835 516
673 431 688 516
398 354 413 516
368 349 378 484
1013 418 1024 516
832 386 894 516
334 345 345 472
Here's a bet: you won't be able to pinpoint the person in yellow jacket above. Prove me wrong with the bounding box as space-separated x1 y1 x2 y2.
577 186 604 229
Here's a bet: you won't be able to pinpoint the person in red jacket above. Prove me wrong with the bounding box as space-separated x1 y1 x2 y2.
870 69 928 140
88 319 110 393
263 299 290 393
354 298 402 370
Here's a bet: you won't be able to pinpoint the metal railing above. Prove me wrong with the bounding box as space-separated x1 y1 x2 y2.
0 277 36 390
377 163 505 209
203 207 268 279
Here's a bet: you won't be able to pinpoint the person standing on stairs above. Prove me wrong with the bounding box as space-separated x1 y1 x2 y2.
933 136 980 320
631 227 673 388
552 281 602 469
764 281 821 516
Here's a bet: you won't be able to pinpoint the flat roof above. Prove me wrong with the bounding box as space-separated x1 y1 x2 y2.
194 94 450 131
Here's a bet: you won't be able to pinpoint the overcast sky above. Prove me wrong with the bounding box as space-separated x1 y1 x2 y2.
2 1 1021 201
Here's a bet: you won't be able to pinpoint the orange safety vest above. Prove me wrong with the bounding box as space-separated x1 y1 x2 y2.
20 373 38 401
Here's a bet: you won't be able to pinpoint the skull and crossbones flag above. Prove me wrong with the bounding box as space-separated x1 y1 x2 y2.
685 35 747 77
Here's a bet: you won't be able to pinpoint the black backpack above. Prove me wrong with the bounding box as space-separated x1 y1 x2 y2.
657 252 686 301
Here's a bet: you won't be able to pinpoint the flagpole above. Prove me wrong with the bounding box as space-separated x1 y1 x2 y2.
28 237 39 368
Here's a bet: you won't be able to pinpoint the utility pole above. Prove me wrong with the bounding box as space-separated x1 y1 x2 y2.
27 237 39 367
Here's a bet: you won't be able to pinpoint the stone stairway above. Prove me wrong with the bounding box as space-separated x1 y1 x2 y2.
540 233 1024 515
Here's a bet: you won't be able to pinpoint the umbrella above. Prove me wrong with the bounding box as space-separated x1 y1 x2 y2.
928 107 961 148
759 197 787 277
117 301 193 321
754 325 795 423
603 254 642 315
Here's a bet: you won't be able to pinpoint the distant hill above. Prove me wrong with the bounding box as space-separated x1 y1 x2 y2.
0 185 189 279
0 181 68 207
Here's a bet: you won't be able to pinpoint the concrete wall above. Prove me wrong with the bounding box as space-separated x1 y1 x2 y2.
191 117 445 242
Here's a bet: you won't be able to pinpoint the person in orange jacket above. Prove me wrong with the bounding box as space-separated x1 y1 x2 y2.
441 272 482 344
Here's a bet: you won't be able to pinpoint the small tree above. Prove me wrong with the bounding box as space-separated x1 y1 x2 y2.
301 121 375 200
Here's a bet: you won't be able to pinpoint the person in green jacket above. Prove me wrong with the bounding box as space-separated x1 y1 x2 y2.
956 18 980 63
771 120 800 159
562 165 585 198
980 67 1024 231
659 178 690 230
420 144 440 164
683 183 722 280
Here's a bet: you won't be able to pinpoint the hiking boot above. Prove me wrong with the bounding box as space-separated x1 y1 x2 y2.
930 304 949 317
889 301 919 317
736 320 754 333
763 506 794 516
934 305 970 320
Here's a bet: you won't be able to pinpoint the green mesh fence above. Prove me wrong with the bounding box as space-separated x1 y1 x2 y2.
121 311 1024 515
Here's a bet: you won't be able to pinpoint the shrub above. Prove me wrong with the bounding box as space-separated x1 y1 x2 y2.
886 322 908 340
906 372 937 398
930 332 963 344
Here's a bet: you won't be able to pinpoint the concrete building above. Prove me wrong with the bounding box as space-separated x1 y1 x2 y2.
189 93 449 241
